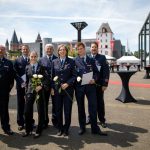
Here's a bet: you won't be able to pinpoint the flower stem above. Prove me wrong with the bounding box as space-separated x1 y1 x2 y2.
64 89 74 102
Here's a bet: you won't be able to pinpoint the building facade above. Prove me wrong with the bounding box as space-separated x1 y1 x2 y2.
96 23 125 58
6 23 125 59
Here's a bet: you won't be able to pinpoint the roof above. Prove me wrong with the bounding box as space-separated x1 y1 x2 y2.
117 56 141 64
97 23 113 34
11 30 19 44
19 38 23 44
5 39 9 45
35 33 42 42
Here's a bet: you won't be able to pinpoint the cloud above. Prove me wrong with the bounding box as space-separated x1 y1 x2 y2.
0 14 142 24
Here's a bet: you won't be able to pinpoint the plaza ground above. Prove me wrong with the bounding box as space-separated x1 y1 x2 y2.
0 70 150 150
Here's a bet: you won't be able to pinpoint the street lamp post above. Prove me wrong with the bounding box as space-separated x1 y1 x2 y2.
71 22 88 42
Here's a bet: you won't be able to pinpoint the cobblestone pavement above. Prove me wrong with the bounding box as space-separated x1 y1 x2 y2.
0 70 150 150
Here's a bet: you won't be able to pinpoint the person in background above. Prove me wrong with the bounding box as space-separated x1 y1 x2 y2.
14 44 30 131
51 44 76 136
89 42 110 128
39 44 57 128
0 45 15 135
22 51 50 138
74 42 107 136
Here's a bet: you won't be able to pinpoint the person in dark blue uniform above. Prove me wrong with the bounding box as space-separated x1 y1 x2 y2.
14 44 30 131
74 42 107 136
22 51 50 138
0 45 15 135
51 44 76 136
90 42 110 128
39 44 57 128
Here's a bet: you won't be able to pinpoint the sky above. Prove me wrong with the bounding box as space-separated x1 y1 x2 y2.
0 0 149 52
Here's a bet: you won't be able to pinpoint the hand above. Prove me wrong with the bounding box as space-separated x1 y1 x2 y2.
61 83 69 90
21 82 26 88
89 79 95 84
35 86 42 92
102 86 107 91
51 88 54 95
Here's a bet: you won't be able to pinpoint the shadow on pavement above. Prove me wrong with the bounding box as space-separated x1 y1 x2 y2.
0 123 148 150
135 99 150 105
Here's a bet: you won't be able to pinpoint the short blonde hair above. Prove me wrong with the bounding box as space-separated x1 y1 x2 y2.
57 44 68 57
30 50 38 57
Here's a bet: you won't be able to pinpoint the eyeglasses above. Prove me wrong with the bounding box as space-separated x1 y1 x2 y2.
22 49 29 50
30 56 37 58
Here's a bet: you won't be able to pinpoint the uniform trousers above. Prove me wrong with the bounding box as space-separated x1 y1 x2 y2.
55 88 73 132
0 94 10 131
96 86 105 123
24 92 44 134
75 84 100 133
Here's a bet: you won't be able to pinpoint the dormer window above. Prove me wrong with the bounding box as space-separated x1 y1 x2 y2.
102 27 107 33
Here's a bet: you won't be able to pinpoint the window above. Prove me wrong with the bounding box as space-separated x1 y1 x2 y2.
105 51 108 55
105 45 108 48
102 28 107 33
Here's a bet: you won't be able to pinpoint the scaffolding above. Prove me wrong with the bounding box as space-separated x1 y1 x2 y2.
138 12 150 67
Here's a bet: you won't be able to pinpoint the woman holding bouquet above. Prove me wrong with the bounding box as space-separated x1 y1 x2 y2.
51 44 76 136
23 51 50 138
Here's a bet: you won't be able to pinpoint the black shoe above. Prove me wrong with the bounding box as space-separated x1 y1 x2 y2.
100 122 107 128
22 132 32 137
78 128 86 135
92 131 107 136
86 119 91 125
63 131 69 136
18 126 24 131
33 133 41 139
4 129 14 135
57 130 63 136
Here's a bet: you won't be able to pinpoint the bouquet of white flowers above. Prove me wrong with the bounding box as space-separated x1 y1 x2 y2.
32 74 43 101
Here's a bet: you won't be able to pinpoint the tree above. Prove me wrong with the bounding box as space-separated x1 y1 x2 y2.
133 51 139 58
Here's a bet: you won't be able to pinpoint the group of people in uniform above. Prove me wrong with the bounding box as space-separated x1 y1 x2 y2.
0 41 110 138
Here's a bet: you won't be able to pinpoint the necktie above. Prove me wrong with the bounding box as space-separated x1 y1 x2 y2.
32 65 35 74
24 57 29 64
49 56 52 63
81 57 84 62
61 59 64 66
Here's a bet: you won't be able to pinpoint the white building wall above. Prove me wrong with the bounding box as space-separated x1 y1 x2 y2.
97 32 113 56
